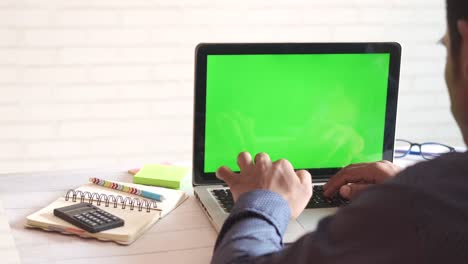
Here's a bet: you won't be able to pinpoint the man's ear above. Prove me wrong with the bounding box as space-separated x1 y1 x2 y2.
457 20 468 79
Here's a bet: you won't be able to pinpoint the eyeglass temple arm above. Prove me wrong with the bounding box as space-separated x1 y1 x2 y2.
394 149 453 155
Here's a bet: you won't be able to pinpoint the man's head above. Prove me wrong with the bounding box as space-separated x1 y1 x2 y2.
445 0 468 144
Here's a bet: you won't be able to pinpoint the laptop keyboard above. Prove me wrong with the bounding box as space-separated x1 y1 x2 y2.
307 185 350 208
211 189 235 213
211 185 349 213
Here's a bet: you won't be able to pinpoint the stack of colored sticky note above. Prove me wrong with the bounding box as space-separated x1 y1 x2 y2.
133 164 188 189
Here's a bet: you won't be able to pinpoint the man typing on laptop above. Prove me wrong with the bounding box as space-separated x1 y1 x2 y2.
210 0 468 263
193 42 400 242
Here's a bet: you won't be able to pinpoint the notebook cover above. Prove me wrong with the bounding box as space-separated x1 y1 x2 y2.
25 182 188 245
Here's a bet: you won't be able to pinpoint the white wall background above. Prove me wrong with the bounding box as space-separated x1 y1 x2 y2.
0 0 462 174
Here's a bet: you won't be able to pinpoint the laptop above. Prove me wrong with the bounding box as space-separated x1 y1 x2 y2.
192 42 401 242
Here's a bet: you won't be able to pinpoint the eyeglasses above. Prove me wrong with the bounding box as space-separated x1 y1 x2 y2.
394 139 456 160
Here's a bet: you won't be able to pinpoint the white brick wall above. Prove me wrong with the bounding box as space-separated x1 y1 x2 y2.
0 0 463 174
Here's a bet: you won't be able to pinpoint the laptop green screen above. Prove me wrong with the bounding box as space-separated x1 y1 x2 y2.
204 53 390 173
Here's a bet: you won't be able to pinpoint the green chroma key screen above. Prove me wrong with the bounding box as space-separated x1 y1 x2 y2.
204 53 390 172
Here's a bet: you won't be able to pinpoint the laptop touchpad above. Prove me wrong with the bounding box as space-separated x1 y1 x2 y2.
297 208 337 231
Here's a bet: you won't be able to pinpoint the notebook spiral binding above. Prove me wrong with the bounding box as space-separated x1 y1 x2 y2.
64 190 159 213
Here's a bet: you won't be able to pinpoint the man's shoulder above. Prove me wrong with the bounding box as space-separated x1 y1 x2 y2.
396 152 468 180
349 152 468 208
390 152 468 196
405 151 468 170
341 153 468 227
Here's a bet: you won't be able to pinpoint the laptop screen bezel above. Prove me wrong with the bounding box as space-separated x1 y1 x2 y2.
193 42 401 186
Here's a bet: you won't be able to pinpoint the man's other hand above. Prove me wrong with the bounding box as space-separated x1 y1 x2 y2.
323 160 401 200
216 152 313 219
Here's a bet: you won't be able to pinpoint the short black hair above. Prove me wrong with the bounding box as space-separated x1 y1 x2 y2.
447 0 468 60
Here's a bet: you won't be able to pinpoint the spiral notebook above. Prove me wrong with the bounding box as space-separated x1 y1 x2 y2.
25 181 188 245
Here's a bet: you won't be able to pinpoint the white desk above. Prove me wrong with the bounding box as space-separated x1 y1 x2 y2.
0 157 425 263
0 199 21 264
0 168 217 264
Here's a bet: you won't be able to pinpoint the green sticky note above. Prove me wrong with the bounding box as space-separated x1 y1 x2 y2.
133 164 188 189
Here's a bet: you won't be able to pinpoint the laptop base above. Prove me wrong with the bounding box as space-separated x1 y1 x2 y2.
194 185 337 243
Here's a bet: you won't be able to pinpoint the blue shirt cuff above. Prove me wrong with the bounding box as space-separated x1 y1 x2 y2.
232 190 291 234
216 190 291 244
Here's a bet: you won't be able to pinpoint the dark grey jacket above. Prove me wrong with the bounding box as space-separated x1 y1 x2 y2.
211 152 468 264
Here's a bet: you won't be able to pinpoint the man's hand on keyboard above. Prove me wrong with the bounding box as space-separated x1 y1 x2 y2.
323 160 401 200
216 152 313 219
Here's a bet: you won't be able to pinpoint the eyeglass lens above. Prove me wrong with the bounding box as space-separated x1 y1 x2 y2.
394 140 411 158
420 143 453 159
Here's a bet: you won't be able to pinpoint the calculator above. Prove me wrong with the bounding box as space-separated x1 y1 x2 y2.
53 203 124 233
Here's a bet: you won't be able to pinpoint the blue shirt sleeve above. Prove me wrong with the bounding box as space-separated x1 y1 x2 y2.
210 185 421 264
211 190 291 264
